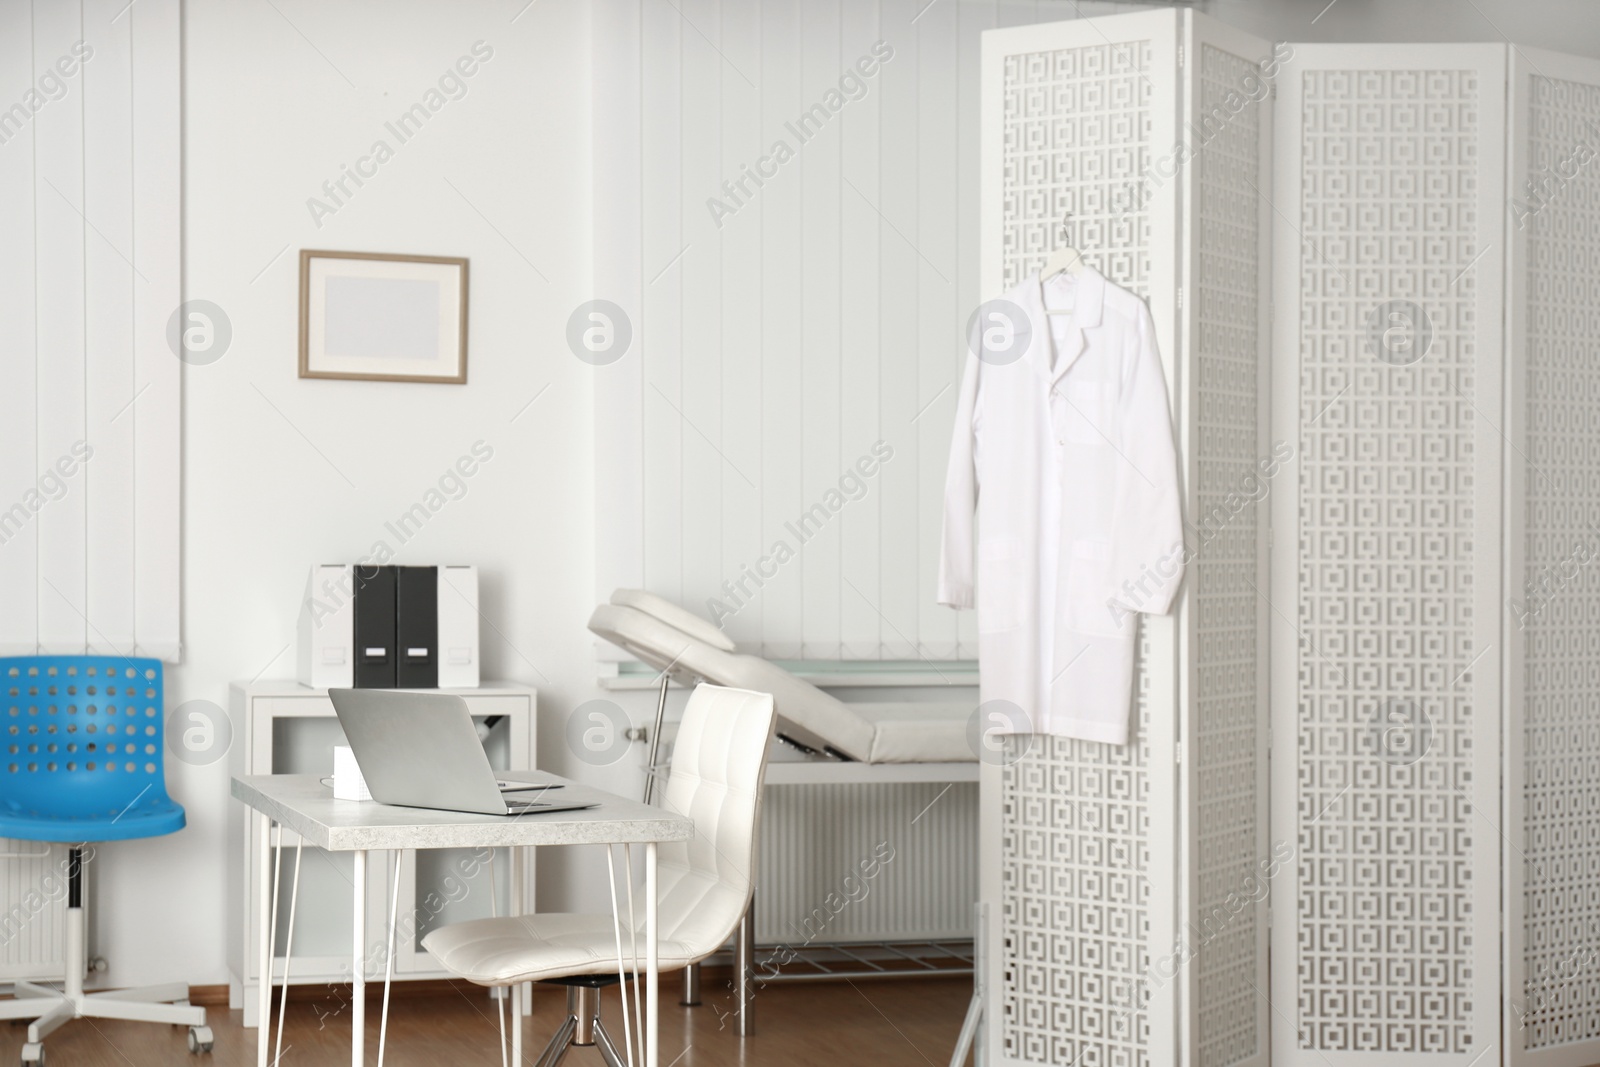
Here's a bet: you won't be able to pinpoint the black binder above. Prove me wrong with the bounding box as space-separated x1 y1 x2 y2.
395 566 439 688
352 565 397 688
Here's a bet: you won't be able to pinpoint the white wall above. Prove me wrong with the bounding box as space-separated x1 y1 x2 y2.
89 0 630 989
85 0 1600 990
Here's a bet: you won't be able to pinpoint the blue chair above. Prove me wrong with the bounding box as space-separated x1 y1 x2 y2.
0 656 213 1065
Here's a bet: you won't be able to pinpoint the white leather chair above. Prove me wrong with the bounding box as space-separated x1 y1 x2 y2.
422 683 776 1066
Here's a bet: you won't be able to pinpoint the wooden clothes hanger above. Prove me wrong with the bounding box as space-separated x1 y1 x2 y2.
1042 209 1084 316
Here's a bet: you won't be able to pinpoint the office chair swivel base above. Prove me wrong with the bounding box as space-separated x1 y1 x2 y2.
0 896 210 1065
532 978 628 1067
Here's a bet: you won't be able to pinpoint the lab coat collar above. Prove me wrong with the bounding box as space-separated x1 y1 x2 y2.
1028 263 1107 386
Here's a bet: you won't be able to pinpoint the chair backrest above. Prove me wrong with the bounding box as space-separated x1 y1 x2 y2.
654 683 775 958
2 656 174 819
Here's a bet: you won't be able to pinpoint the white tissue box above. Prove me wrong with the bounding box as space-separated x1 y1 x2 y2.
333 745 371 801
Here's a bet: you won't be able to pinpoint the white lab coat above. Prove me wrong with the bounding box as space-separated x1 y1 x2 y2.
939 265 1184 745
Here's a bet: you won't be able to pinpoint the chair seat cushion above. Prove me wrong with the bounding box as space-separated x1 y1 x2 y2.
0 793 185 843
423 913 711 986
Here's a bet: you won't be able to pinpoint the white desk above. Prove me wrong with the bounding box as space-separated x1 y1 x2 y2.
227 681 539 1016
231 772 693 1067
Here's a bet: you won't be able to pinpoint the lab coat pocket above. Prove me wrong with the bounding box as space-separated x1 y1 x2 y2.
1057 381 1112 445
977 538 1022 634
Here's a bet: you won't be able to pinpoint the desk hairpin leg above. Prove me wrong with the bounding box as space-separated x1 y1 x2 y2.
352 849 366 1067
647 841 659 1067
508 846 525 1064
625 846 644 1066
604 845 638 1067
256 815 277 1067
275 840 304 1067
378 849 402 1067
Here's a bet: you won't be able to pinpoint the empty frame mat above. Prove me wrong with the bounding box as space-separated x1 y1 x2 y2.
299 251 468 384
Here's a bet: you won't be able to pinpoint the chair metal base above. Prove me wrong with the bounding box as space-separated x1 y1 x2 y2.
1 978 210 1066
0 850 209 1066
532 983 628 1067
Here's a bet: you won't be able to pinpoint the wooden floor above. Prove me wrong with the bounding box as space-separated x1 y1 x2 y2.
1 975 971 1066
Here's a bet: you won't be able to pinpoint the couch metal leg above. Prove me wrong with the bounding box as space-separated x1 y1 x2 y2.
735 899 755 1037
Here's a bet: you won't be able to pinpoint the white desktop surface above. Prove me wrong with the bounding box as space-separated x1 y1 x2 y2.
230 771 693 851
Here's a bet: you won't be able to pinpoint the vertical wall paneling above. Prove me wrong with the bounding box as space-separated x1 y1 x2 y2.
129 0 182 660
1178 15 1274 1067
916 0 960 661
758 0 804 659
33 0 88 652
951 1 995 664
1505 45 1600 1067
0 1 40 655
600 0 1099 659
1270 43 1506 1066
640 0 684 608
979 13 1183 1067
0 0 180 660
837 0 884 659
84 0 137 654
798 2 843 661
717 0 764 651
678 0 724 628
874 0 919 659
591 0 645 632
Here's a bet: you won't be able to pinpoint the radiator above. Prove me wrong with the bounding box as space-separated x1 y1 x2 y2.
756 782 978 945
0 839 68 982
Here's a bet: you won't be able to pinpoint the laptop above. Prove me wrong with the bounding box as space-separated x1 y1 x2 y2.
329 689 598 817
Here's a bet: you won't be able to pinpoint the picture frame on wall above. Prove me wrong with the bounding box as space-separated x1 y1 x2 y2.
299 250 469 383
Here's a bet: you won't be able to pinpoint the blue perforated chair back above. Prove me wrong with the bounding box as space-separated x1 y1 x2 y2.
0 656 186 843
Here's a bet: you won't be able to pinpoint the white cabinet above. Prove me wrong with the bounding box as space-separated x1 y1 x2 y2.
224 682 536 1024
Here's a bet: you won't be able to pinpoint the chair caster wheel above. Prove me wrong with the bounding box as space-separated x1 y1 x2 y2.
187 1026 214 1053
20 1042 43 1066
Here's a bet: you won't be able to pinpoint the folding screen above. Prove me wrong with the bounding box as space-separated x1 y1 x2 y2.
1179 18 1275 1067
978 20 1600 1067
1269 44 1507 1066
978 10 1274 1066
1505 46 1600 1067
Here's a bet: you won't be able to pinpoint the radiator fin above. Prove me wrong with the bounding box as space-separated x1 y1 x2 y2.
756 782 977 945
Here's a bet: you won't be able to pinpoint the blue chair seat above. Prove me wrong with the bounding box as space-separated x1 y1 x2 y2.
2 655 188 844
0 793 186 843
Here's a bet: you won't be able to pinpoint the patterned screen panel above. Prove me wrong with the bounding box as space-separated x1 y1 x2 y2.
998 40 1154 1067
1518 70 1600 1053
1291 67 1485 1056
1192 42 1266 1067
